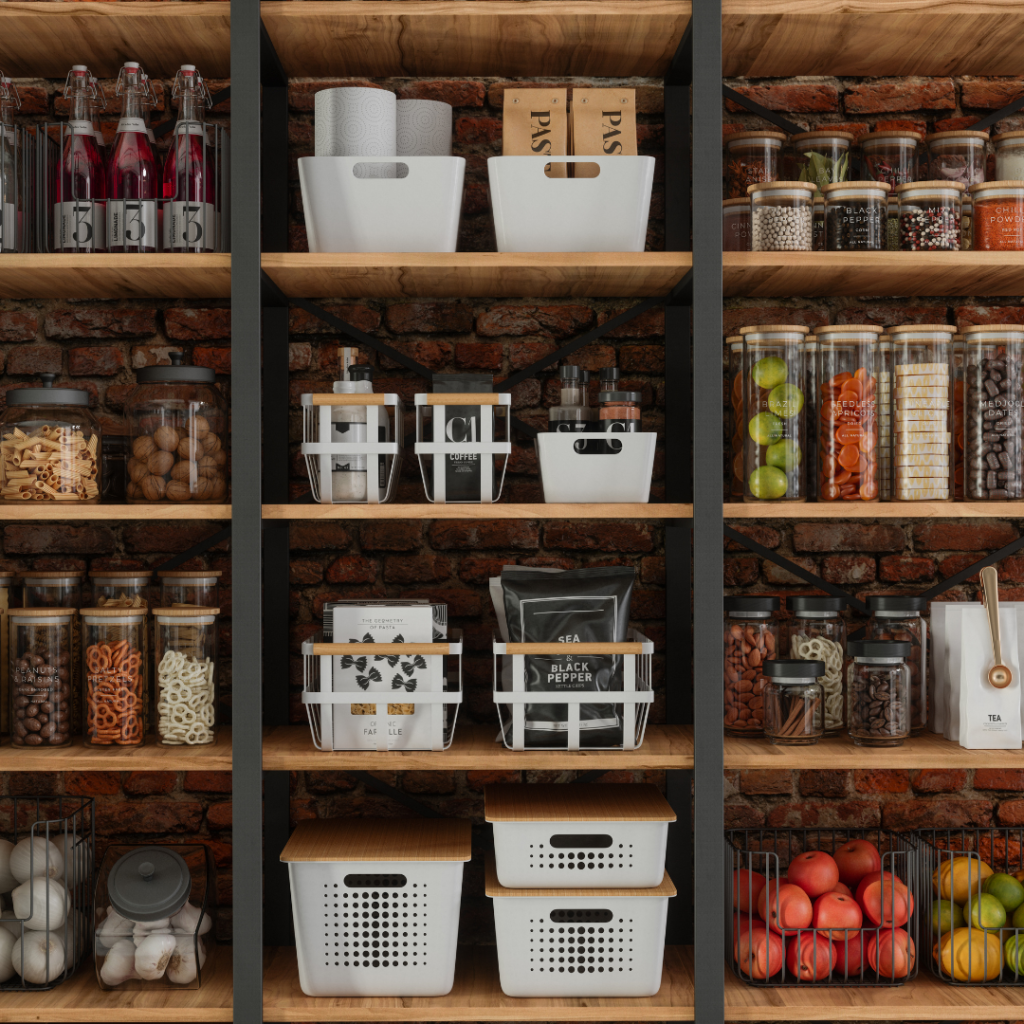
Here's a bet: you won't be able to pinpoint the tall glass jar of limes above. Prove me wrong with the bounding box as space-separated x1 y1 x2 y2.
740 325 808 502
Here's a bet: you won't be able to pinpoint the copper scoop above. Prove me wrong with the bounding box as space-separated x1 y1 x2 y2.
981 566 1013 689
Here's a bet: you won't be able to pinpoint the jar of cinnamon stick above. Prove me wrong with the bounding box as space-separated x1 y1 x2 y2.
763 659 825 746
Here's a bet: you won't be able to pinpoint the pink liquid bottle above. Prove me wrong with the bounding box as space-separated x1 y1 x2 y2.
88 74 108 167
162 64 215 253
56 65 106 252
0 73 23 253
106 61 158 253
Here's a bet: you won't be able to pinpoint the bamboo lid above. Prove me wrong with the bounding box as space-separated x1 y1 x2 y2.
861 130 924 143
927 130 989 143
485 856 677 899
80 607 148 619
889 324 958 334
723 198 750 208
157 570 223 579
89 570 152 580
8 608 71 619
19 571 84 580
790 129 855 144
739 325 810 338
746 180 816 194
815 325 885 335
895 179 966 193
821 180 891 195
152 606 220 618
485 783 676 823
725 130 787 144
280 818 472 863
994 131 1024 143
969 180 1024 193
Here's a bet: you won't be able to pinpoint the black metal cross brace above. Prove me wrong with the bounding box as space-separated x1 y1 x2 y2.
150 525 231 574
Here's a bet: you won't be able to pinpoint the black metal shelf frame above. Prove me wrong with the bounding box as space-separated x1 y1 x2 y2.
233 6 699 1022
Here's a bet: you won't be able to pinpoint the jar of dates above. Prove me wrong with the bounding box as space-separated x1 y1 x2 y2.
865 595 928 735
724 130 786 199
763 659 825 746
724 595 779 736
158 569 222 609
846 639 911 747
126 353 228 503
90 569 151 609
82 607 148 747
9 608 73 748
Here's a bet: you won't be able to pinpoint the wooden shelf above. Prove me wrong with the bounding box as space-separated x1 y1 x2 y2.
0 2 230 79
263 724 694 771
261 0 691 78
0 947 232 1022
0 255 231 301
725 730 1024 770
724 252 1024 299
0 504 231 520
264 504 691 520
0 729 231 772
722 0 1024 78
261 253 690 300
724 963 1024 1020
726 502 1014 518
263 944 694 1021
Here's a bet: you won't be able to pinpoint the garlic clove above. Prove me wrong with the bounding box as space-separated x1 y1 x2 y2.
134 931 177 981
99 938 139 987
170 901 213 937
165 934 200 985
96 907 133 952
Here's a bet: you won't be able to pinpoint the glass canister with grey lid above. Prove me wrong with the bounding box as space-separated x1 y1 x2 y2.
763 659 826 745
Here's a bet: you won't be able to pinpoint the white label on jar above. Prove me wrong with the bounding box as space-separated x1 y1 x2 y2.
163 201 216 249
108 200 157 247
55 201 106 249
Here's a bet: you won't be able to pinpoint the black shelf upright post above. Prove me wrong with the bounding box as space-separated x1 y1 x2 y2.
231 0 265 1020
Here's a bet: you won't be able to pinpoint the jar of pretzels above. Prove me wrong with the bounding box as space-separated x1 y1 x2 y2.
0 376 102 503
125 354 228 503
153 607 218 746
724 595 779 736
82 607 148 747
9 609 73 748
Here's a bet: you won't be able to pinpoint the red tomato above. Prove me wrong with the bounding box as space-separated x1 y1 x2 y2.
735 921 785 980
733 869 767 913
785 932 835 982
788 852 840 898
758 881 813 936
812 891 863 933
866 927 916 979
832 930 864 978
831 882 854 897
856 872 913 928
833 839 882 887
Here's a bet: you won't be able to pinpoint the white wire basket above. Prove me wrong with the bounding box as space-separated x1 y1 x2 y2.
302 630 463 751
413 392 511 503
487 856 675 997
492 629 654 751
535 433 657 503
300 393 403 504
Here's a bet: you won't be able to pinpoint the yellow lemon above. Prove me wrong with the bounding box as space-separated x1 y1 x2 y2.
934 857 994 905
939 928 1003 982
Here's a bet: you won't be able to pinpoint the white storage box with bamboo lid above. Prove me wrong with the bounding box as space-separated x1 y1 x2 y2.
486 783 675 889
487 855 675 997
281 818 471 997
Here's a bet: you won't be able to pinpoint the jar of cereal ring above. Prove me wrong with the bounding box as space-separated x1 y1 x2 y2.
788 596 847 734
865 595 927 735
9 609 71 748
154 607 218 746
724 595 779 736
82 607 148 747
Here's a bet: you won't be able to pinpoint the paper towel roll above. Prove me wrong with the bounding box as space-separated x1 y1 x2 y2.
315 87 397 178
397 99 453 156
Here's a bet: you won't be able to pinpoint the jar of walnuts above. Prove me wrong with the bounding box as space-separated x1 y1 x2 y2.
125 353 228 503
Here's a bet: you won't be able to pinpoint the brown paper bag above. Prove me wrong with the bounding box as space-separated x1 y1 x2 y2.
502 87 567 177
570 88 637 178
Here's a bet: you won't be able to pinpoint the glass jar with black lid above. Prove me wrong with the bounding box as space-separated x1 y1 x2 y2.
724 595 779 736
864 595 928 734
763 659 825 746
846 639 912 747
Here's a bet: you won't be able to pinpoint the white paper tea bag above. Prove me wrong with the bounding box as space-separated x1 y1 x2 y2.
958 605 1022 749
930 602 950 735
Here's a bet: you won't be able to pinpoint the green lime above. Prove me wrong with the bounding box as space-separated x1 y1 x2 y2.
1012 902 1024 929
932 899 965 935
984 874 1024 913
748 465 789 500
768 383 805 419
748 411 784 447
969 891 1007 930
766 438 802 471
752 356 788 390
1007 934 1024 976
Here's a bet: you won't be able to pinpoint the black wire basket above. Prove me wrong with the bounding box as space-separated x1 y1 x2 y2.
726 827 921 987
1 795 95 991
920 826 1024 985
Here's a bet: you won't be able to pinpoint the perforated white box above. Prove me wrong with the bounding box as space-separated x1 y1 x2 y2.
282 818 471 997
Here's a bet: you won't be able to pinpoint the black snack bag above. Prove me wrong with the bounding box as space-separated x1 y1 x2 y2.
501 566 635 748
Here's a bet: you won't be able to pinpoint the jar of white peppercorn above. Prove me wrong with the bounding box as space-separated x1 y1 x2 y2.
748 181 816 251
896 181 965 251
788 596 847 734
927 131 989 188
994 132 1024 180
865 595 927 735
846 639 911 747
822 180 890 250
763 659 825 746
154 607 218 746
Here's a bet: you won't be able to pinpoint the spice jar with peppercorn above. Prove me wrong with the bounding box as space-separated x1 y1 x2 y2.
125 353 228 503
927 130 989 187
723 596 779 737
846 639 911 747
763 659 825 746
749 181 815 251
861 130 923 189
724 130 786 199
822 180 890 250
896 180 964 251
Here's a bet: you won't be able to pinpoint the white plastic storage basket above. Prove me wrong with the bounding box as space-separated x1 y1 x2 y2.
536 433 656 503
414 392 511 503
488 856 675 997
302 631 463 752
283 818 471 997
493 630 654 751
298 155 465 253
488 156 655 252
485 783 675 889
300 393 403 504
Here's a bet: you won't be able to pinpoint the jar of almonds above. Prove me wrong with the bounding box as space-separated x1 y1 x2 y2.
125 353 228 503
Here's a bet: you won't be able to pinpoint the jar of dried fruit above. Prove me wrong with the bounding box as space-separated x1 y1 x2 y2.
125 353 228 503
724 595 779 736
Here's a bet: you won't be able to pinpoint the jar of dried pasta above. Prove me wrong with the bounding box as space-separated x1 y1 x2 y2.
89 569 151 609
153 607 218 746
157 569 221 609
787 596 847 734
9 609 72 748
0 375 101 503
82 607 148 747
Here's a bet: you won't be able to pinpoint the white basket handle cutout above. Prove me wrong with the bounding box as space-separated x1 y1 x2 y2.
352 161 410 179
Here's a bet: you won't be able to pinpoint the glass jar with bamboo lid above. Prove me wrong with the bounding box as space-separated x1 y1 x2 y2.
0 571 16 738
89 569 151 609
153 607 218 746
9 608 72 748
157 569 222 609
0 375 101 503
82 607 148 747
